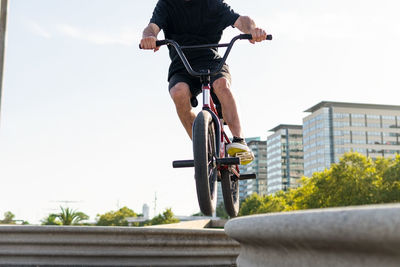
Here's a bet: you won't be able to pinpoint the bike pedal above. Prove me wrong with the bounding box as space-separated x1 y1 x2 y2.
236 151 254 165
239 173 257 180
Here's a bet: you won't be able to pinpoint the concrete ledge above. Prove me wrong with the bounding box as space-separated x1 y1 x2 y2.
224 204 400 267
145 219 227 229
0 225 240 266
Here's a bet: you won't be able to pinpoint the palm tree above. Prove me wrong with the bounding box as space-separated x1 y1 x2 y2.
54 207 89 225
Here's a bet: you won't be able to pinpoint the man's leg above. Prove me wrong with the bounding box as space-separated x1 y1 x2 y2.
212 77 243 138
212 77 254 164
169 82 196 139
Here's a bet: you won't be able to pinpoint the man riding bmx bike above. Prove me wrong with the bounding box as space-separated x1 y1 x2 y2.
140 0 268 165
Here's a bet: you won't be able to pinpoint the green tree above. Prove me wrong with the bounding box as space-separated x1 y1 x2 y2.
145 208 179 226
238 193 264 216
96 206 138 226
294 152 380 209
58 207 89 225
44 207 89 225
0 212 29 225
377 155 400 203
257 191 290 214
0 211 16 224
239 191 291 216
239 152 400 216
216 202 229 219
41 214 61 225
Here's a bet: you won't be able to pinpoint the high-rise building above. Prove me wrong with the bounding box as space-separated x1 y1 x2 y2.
238 138 267 201
303 101 400 177
267 125 304 195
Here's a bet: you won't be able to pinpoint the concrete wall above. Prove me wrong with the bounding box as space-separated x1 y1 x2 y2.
0 225 240 266
224 204 400 267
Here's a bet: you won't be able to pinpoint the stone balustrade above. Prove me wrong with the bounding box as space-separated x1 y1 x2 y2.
0 223 239 266
224 204 400 267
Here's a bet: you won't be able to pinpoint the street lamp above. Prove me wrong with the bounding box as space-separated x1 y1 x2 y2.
0 0 8 122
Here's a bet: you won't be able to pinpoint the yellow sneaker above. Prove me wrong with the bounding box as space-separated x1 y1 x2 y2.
226 137 255 165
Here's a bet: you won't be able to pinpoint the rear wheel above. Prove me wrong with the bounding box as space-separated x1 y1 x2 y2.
221 169 239 217
193 111 218 216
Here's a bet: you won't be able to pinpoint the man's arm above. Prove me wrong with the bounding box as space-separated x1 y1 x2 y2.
234 16 267 44
140 23 161 51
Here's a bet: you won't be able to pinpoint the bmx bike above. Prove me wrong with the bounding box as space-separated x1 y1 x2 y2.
141 33 272 217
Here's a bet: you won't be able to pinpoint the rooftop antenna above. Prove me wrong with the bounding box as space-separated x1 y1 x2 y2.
50 200 82 207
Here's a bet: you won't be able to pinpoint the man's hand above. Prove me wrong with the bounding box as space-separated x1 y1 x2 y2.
140 36 159 52
234 16 268 44
249 27 267 44
140 23 161 52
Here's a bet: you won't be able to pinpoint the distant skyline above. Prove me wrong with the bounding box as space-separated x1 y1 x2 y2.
1 0 400 224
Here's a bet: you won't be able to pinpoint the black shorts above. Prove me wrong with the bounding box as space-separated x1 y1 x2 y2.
168 64 232 97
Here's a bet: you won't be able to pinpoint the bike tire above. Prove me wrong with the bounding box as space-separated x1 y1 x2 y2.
221 169 240 217
193 110 218 216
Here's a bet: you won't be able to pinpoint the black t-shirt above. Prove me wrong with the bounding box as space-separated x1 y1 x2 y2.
149 0 240 81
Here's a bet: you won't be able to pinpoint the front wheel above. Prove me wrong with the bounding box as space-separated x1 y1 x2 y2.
221 169 239 217
193 111 218 216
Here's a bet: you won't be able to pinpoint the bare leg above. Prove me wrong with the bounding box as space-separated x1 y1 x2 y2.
212 77 243 138
169 82 196 139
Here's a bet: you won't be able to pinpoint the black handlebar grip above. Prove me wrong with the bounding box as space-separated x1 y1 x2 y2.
239 34 273 41
155 40 168 47
139 40 168 49
239 34 253 40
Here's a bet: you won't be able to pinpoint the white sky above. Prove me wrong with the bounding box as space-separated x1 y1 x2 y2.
1 0 400 224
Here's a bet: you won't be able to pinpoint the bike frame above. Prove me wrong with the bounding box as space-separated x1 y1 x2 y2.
200 79 240 176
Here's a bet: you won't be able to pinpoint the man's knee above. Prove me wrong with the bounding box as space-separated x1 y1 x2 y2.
170 82 191 102
170 82 192 113
213 77 232 97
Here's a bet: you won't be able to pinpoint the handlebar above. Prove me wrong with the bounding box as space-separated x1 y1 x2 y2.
139 34 272 77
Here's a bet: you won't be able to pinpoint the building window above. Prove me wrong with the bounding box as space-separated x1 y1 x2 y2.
352 114 365 119
333 113 350 119
367 115 380 119
352 122 365 127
